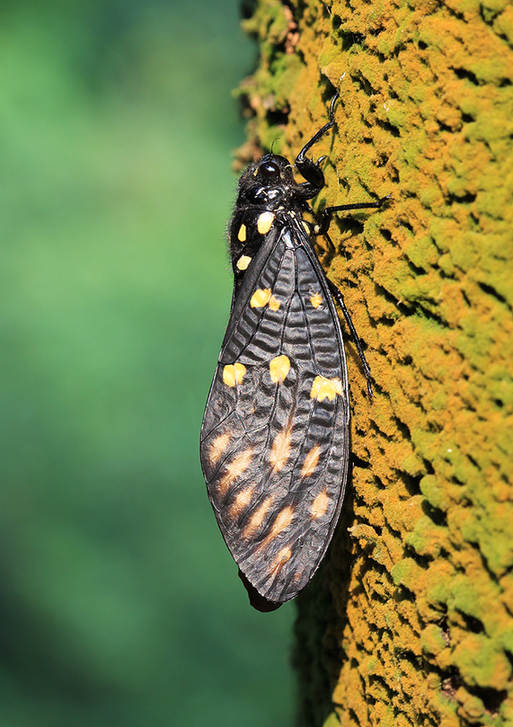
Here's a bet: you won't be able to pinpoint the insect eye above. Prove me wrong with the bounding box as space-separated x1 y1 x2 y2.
260 160 280 179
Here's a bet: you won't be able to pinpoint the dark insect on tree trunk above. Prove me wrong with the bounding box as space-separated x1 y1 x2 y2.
201 94 386 611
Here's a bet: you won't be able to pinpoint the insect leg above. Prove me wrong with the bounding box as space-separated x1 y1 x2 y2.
302 201 336 254
327 278 374 400
295 93 339 198
317 195 390 235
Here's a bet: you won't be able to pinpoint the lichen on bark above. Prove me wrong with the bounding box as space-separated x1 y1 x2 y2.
238 0 513 725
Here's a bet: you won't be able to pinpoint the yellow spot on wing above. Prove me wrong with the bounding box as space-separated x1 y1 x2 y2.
249 289 280 310
243 496 273 538
250 288 272 308
229 486 255 519
237 224 247 242
311 489 330 519
268 295 280 311
257 211 275 234
310 375 343 402
218 448 253 495
236 255 251 270
209 432 231 465
223 363 246 387
302 221 310 235
301 444 321 477
269 424 292 472
269 354 290 384
310 292 323 308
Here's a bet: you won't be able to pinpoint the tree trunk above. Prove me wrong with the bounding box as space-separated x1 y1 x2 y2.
238 1 513 725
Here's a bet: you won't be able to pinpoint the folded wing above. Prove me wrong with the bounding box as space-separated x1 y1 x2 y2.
200 225 350 604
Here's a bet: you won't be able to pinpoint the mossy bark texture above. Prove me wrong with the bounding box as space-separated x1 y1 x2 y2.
239 1 513 725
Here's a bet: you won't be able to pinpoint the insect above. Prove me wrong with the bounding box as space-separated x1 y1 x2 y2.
200 94 387 611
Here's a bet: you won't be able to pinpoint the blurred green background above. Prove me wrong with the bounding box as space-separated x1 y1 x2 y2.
0 1 295 725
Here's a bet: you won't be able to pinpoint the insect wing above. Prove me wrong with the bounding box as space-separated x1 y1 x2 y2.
200 223 350 604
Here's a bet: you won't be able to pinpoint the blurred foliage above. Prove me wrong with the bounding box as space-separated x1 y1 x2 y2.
0 1 294 725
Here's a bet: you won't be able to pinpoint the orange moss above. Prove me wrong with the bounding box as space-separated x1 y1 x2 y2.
240 0 513 725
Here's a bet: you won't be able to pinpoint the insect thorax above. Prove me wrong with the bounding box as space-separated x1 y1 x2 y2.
229 156 310 279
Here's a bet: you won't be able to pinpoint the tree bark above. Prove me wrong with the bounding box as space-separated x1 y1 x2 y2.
238 1 513 725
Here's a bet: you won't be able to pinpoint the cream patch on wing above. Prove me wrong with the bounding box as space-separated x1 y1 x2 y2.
243 496 273 538
269 546 292 575
269 424 292 473
310 489 330 519
209 432 231 465
267 506 294 539
256 506 295 551
218 448 253 495
229 486 255 519
301 444 320 478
